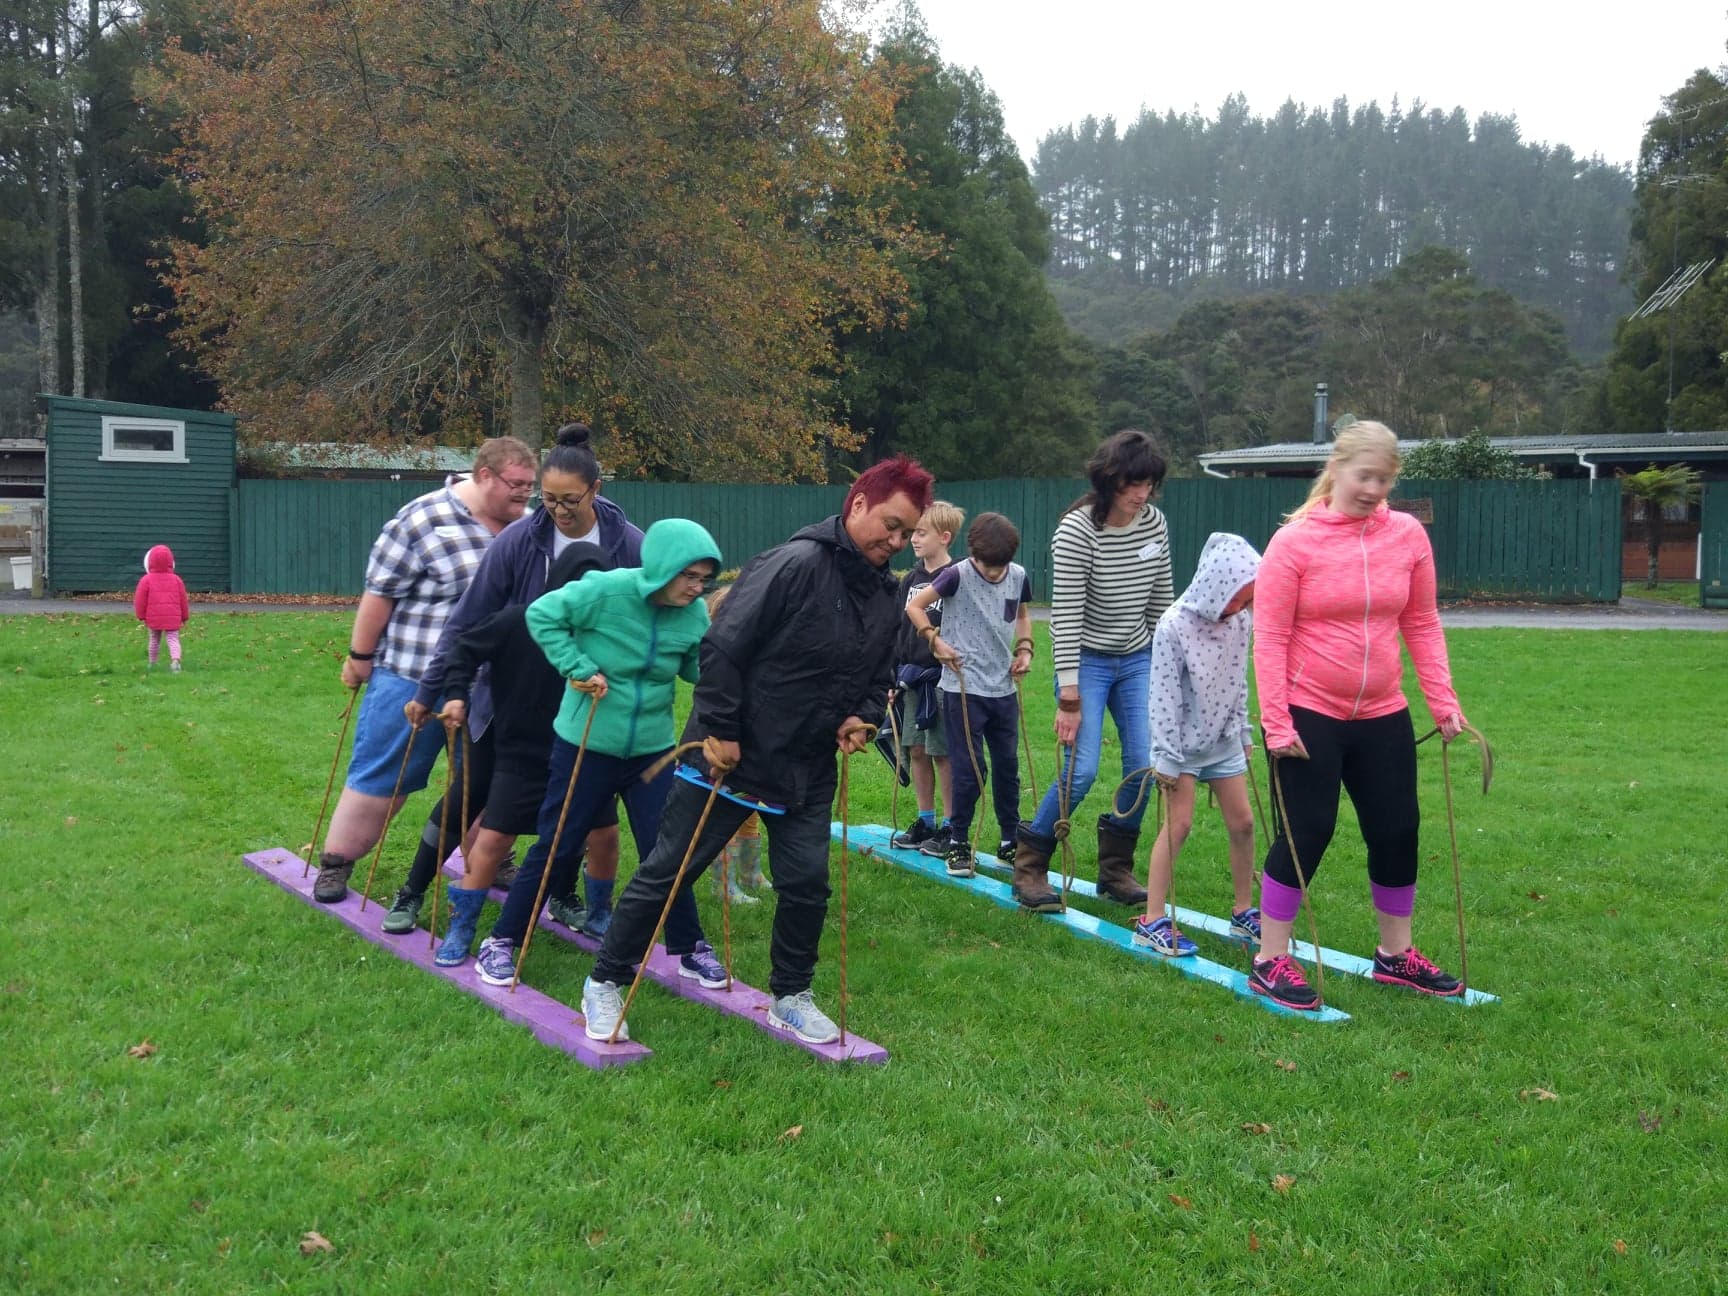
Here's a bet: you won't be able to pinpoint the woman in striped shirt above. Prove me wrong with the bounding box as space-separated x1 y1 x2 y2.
1012 429 1175 911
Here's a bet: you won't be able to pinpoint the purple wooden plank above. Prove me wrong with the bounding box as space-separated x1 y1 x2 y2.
240 848 650 1069
441 857 889 1065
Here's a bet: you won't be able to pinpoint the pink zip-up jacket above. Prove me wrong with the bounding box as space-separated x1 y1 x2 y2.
1253 501 1461 751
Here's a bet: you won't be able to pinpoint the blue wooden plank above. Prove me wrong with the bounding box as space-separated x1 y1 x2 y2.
835 823 1350 1023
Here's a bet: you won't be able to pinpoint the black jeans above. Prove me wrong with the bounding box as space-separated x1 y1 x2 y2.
591 760 837 998
1263 706 1419 890
402 725 495 896
941 690 1020 844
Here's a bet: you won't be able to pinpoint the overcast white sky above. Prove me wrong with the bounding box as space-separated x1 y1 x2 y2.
881 0 1728 169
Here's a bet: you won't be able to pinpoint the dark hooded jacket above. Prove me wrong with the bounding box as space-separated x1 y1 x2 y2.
686 515 900 800
437 544 612 772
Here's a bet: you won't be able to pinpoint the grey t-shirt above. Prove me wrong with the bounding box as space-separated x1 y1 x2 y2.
930 559 1031 698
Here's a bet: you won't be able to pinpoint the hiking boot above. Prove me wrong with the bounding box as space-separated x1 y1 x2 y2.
379 886 423 934
1132 914 1198 957
767 990 840 1045
890 817 940 850
1011 823 1063 913
547 894 587 930
943 838 976 878
1229 907 1263 944
916 824 954 858
1094 816 1147 905
1372 945 1463 997
435 884 487 967
581 977 629 1042
678 940 729 989
1249 953 1321 1011
474 936 518 987
312 853 355 904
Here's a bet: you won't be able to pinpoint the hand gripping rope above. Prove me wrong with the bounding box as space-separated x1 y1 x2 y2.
303 684 362 878
509 679 604 993
1268 754 1326 1001
609 737 736 1043
426 719 471 951
1415 722 1494 998
357 705 427 911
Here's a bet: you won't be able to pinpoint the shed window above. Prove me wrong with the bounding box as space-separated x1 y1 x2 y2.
101 416 187 463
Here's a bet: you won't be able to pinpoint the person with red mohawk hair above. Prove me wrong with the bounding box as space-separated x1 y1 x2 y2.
581 455 935 1045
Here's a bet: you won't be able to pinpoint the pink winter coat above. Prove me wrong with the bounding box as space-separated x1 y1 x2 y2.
1253 501 1461 751
133 545 191 631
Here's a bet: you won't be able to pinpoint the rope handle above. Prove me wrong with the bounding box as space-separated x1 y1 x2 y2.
1415 721 1494 794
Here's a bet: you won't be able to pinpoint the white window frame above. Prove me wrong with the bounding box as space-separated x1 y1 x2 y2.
100 415 187 464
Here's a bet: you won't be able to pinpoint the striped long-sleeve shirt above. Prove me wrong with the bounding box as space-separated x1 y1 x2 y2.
1049 503 1175 687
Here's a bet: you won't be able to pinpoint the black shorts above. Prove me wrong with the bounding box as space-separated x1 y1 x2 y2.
481 760 621 837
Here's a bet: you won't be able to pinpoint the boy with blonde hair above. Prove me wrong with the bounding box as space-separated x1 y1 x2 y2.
889 501 963 853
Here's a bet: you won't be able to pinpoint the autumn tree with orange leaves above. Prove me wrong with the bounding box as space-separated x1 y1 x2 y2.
150 0 916 479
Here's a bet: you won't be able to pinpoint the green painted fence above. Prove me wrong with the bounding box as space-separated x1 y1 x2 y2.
1702 483 1728 608
232 475 1622 601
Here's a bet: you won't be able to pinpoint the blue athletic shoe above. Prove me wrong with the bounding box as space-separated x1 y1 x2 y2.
1230 906 1263 944
474 936 517 986
678 940 729 989
1131 914 1198 957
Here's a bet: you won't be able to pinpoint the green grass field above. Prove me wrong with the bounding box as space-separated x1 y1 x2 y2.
2 613 1722 1294
1621 580 1715 609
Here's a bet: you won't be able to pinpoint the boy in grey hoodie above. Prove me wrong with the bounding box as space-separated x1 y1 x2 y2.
1133 532 1261 957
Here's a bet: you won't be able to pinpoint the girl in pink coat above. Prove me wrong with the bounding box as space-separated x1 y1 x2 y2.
1249 421 1468 1011
133 545 191 671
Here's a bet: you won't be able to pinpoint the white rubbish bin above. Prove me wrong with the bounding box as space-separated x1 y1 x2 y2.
9 556 31 591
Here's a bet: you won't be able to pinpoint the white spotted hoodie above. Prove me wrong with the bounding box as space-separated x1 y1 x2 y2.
1147 532 1261 779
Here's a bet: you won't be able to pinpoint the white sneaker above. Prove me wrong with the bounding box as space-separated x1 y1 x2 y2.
581 977 629 1043
767 990 840 1045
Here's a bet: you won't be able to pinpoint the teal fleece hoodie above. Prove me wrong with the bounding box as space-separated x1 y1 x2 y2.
525 518 722 759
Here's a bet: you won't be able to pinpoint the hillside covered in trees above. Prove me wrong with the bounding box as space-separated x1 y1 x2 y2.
1033 96 1635 359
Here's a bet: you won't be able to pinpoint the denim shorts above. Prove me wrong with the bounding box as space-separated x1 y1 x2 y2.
1173 748 1248 782
344 666 449 797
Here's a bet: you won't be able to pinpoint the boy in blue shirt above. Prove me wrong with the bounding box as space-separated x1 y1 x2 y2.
905 513 1034 876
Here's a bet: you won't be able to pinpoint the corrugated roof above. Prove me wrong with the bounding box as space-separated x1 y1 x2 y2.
1199 431 1728 472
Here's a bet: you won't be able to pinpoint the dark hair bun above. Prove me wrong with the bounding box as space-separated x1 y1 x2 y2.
554 423 592 449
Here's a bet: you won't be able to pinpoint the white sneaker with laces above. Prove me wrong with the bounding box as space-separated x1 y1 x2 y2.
767 990 840 1045
581 977 629 1042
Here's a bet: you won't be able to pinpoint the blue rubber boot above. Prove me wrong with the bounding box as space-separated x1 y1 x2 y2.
435 883 488 967
581 875 615 940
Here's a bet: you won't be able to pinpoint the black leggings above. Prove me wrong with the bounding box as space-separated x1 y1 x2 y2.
1263 706 1419 890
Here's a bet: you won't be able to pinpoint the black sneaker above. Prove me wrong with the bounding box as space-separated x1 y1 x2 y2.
916 824 954 858
995 838 1014 862
891 818 940 850
1372 945 1463 997
1249 954 1321 1011
943 839 976 878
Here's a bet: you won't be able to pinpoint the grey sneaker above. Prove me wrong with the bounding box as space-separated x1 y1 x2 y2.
546 894 587 930
312 855 354 904
767 990 840 1045
379 887 423 934
493 861 519 890
581 977 629 1042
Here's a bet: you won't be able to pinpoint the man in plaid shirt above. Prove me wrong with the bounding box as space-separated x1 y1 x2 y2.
313 437 537 903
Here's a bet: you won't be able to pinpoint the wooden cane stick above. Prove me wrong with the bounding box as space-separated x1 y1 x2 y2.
833 722 878 1049
304 684 361 877
358 716 423 911
510 690 601 992
1269 755 1325 1001
426 723 456 946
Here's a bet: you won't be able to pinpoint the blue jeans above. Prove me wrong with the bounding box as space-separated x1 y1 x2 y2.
1030 646 1153 835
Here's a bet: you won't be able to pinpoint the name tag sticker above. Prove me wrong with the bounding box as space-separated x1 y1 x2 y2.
1137 541 1166 561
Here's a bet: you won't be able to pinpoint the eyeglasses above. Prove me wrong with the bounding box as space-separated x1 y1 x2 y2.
495 473 537 497
542 485 597 515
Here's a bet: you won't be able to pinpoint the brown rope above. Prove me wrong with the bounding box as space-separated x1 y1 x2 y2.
1053 739 1078 910
304 684 361 877
357 713 424 911
426 723 457 947
1416 722 1491 998
510 683 603 992
885 688 905 837
834 722 878 1048
1014 676 1038 820
426 721 473 950
1245 756 1273 866
1268 754 1326 1001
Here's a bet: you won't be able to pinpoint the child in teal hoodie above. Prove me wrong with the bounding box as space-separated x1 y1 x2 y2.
474 518 725 989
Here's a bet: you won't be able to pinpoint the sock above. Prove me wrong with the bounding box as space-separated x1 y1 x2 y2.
918 810 935 826
584 874 615 914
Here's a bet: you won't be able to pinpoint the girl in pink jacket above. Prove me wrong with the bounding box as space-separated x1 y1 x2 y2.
1248 422 1467 1011
133 545 190 672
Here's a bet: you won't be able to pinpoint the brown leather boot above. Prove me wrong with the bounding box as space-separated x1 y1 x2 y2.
1094 816 1148 905
1011 824 1064 913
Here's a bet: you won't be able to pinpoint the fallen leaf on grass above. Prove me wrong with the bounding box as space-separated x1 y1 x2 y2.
298 1231 334 1255
299 842 315 857
1627 781 1639 790
586 1229 606 1247
1168 1194 1192 1210
92 697 105 705
882 1231 898 1245
712 1079 733 1089
1248 1231 1261 1252
1391 1069 1412 1082
1526 891 1546 901
2 982 21 995
1637 1110 1662 1133
780 1124 803 1141
1240 1122 1272 1135
1274 1059 1297 1072
127 1039 157 1059
1146 1097 1169 1112
1271 1174 1295 1194
190 1199 208 1213
64 817 77 828
1519 1088 1559 1102
218 1237 232 1256
1614 1239 1627 1255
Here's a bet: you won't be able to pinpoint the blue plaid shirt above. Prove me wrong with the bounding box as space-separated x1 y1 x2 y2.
364 482 494 682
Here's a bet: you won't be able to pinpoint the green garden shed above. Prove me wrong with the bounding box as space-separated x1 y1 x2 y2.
39 395 236 594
